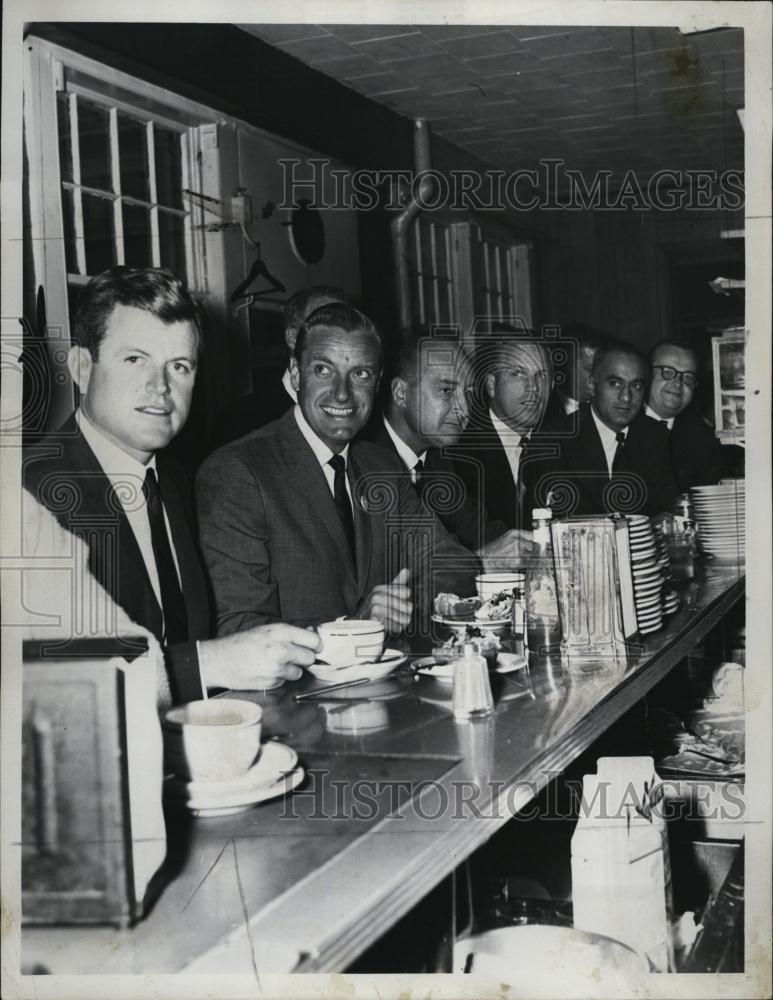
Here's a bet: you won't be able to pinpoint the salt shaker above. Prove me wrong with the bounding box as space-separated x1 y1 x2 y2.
453 642 494 720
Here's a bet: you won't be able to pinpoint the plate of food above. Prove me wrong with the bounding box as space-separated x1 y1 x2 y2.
433 590 513 630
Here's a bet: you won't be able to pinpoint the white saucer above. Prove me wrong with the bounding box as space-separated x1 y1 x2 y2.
431 614 510 631
416 652 527 683
166 741 302 816
308 649 407 684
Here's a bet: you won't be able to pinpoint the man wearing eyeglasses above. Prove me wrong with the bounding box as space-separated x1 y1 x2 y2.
645 340 726 490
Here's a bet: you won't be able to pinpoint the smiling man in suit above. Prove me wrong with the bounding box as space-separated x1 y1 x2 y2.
196 303 479 636
644 339 726 491
534 340 678 517
23 267 320 703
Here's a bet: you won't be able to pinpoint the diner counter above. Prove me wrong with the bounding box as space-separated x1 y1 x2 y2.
24 563 745 975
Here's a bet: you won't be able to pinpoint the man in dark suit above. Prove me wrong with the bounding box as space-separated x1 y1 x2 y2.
534 340 678 517
196 303 479 635
210 285 348 447
644 340 727 491
544 322 608 423
23 267 320 703
453 334 556 530
363 329 534 567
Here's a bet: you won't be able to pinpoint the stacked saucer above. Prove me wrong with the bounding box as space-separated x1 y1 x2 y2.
662 588 680 616
626 515 664 635
691 482 745 561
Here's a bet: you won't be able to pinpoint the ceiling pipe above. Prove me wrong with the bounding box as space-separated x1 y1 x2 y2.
391 118 434 339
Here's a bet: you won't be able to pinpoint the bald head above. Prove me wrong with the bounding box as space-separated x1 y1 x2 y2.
590 342 649 431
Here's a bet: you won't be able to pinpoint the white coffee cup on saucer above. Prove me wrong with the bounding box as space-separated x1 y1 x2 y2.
475 572 525 603
163 698 263 782
317 619 385 668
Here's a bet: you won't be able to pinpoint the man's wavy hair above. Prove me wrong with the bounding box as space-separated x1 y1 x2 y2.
293 302 383 367
72 266 202 360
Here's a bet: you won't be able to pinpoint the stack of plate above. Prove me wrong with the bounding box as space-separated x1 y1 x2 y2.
654 526 678 615
626 515 665 635
691 483 745 561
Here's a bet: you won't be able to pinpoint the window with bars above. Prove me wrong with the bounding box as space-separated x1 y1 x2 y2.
409 215 458 327
56 91 191 286
473 226 520 322
406 217 534 335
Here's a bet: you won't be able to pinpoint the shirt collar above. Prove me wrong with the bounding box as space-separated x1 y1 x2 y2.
562 393 580 414
645 403 674 430
489 408 524 445
382 416 425 471
282 367 298 403
590 405 629 444
76 408 156 479
293 404 350 468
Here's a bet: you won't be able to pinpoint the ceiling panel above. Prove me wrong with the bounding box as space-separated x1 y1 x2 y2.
239 23 745 182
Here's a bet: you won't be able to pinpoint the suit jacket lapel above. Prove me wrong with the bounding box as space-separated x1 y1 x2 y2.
282 413 359 593
158 461 209 639
349 447 375 599
62 420 164 638
577 407 610 511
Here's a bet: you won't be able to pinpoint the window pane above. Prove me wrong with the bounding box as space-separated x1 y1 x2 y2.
118 114 149 201
158 211 186 282
78 99 112 192
122 203 151 267
154 128 182 209
82 193 116 273
57 93 73 183
61 188 78 274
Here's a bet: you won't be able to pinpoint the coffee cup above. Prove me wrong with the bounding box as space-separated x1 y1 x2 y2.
317 619 385 668
163 698 263 782
475 572 525 603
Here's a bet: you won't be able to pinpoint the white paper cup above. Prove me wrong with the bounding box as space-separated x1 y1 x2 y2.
163 698 262 782
475 572 525 602
317 619 385 668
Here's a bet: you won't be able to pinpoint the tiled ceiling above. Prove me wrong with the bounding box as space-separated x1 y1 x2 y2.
239 24 744 182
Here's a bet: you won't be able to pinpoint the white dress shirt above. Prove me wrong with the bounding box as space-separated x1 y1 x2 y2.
76 409 182 611
382 416 426 482
293 405 352 501
562 393 580 415
590 406 629 476
645 404 674 430
489 409 526 485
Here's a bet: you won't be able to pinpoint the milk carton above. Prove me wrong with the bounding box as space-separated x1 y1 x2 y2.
571 756 673 971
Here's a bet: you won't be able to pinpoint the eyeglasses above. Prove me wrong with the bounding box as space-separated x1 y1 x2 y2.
653 365 698 386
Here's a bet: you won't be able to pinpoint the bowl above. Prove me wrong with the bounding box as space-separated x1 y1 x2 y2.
475 573 525 603
163 698 263 782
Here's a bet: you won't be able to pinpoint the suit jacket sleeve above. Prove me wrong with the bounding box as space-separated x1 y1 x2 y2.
643 422 680 515
392 466 481 601
196 446 281 634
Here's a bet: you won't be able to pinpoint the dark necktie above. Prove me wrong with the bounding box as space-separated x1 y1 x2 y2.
660 420 669 429
143 467 188 645
328 454 356 562
413 458 425 499
612 431 626 471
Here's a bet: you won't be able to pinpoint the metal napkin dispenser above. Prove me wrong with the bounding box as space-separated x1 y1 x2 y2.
550 515 637 662
22 637 166 928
